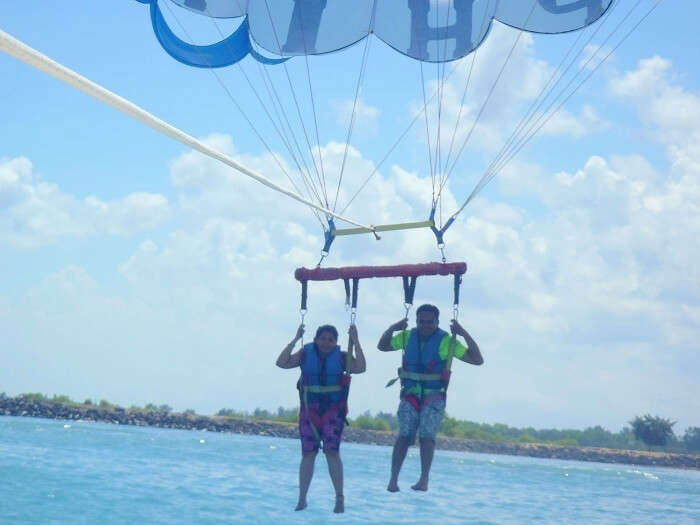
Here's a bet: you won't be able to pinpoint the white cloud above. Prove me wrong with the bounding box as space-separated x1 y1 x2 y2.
579 44 614 71
3 54 700 432
331 97 380 134
611 55 700 174
0 157 170 248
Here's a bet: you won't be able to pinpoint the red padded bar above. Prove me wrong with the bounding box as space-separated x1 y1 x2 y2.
295 262 466 282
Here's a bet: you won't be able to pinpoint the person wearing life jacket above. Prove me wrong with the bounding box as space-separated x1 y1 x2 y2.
378 303 482 493
276 323 366 513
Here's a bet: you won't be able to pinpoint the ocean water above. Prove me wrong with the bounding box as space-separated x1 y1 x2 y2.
1 416 698 524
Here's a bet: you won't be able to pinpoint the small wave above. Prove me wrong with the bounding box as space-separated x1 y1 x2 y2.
625 469 660 480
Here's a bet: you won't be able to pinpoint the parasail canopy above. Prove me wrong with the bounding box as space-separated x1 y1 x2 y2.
145 0 614 67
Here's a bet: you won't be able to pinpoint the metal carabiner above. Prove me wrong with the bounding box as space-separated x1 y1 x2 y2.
438 243 447 263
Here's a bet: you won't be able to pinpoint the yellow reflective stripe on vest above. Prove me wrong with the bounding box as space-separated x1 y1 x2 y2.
302 385 343 394
398 369 442 381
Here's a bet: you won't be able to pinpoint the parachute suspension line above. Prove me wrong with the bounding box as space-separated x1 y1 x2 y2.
261 0 329 208
450 0 662 219
234 0 320 193
413 6 437 199
470 25 594 202
435 0 539 203
162 0 325 222
0 30 377 230
254 60 326 211
200 5 327 229
440 0 495 188
419 61 437 201
339 58 464 216
484 0 643 180
435 0 495 231
434 0 454 206
340 61 456 213
332 10 375 213
220 9 319 214
469 0 645 202
134 5 335 225
297 3 330 208
441 51 477 191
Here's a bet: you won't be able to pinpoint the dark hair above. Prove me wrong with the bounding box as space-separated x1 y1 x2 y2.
315 324 338 340
416 304 439 320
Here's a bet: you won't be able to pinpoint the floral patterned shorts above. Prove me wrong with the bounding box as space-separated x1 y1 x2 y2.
299 407 346 454
397 397 446 442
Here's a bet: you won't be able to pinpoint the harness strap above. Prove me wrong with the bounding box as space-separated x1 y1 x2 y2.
402 276 417 305
385 367 442 388
303 385 343 393
351 278 359 309
453 273 462 306
300 280 308 311
346 337 354 375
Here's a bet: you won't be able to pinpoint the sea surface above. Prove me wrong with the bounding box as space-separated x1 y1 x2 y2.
1 416 698 524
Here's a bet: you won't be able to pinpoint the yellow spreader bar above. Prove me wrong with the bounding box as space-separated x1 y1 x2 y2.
332 220 434 237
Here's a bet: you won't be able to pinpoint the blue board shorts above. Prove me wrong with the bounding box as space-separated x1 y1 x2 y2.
397 397 446 442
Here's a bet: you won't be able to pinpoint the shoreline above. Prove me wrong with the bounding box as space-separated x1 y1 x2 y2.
2 396 698 470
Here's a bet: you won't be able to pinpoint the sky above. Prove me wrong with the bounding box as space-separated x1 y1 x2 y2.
1 1 699 433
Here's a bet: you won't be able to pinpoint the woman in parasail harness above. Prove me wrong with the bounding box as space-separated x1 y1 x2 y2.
276 323 366 513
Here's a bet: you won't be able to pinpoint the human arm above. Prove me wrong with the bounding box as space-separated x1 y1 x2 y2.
377 318 408 351
276 324 304 369
347 324 366 374
450 319 483 365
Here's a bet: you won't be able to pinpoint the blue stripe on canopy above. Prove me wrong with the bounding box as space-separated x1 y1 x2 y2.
148 0 288 68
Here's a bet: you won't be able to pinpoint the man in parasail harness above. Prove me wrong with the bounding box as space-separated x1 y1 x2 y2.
378 303 483 492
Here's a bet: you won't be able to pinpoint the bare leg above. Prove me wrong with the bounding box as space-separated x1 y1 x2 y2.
387 435 411 492
296 451 317 510
325 450 344 513
411 438 435 491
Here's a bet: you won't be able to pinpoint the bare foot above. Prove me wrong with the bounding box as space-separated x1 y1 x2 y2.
387 481 400 492
411 480 429 491
333 495 344 513
294 500 307 511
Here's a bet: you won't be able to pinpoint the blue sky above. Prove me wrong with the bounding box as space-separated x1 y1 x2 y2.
1 1 699 433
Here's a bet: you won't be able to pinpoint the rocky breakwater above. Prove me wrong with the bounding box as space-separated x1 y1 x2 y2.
432 436 700 470
2 395 698 469
0 395 297 438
